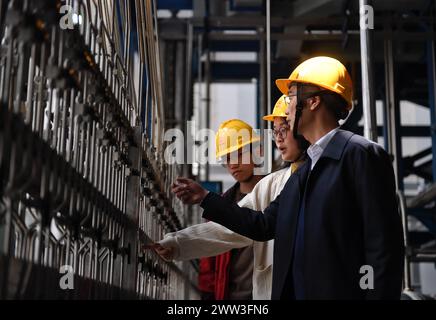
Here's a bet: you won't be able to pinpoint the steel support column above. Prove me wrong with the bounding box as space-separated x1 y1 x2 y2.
384 24 404 190
359 0 377 141
427 7 436 182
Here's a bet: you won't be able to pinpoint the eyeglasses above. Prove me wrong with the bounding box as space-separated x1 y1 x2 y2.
272 125 290 141
283 94 297 105
284 90 328 105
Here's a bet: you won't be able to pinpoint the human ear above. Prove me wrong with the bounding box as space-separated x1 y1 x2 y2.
309 96 321 111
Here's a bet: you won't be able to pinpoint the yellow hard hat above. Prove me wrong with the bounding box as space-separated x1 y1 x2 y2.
275 56 353 109
263 95 287 121
215 119 260 159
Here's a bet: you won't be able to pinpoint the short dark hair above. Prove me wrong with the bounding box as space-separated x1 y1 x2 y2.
320 91 349 121
296 135 310 151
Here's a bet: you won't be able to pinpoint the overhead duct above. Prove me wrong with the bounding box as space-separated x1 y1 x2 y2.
274 0 345 60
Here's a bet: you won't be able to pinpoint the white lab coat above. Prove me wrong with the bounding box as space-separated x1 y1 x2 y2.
159 167 291 299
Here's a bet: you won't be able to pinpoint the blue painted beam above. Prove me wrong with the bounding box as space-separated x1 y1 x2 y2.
354 126 432 137
209 40 260 52
427 39 436 183
211 62 259 80
157 0 192 10
207 40 277 53
229 0 262 12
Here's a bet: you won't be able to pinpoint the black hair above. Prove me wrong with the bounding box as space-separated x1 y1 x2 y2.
319 91 349 121
298 84 348 121
296 135 310 151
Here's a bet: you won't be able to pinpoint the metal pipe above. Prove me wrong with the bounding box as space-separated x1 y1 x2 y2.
397 191 411 291
266 0 271 114
265 0 272 174
204 0 211 181
184 22 194 144
384 22 403 190
259 25 268 172
427 5 436 183
195 33 203 178
359 0 377 141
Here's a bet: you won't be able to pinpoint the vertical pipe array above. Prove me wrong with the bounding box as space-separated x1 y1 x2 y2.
0 0 198 299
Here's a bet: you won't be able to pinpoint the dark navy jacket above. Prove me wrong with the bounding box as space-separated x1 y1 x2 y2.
201 130 404 300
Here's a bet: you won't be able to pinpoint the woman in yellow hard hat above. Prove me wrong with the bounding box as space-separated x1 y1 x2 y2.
171 56 404 300
263 95 308 169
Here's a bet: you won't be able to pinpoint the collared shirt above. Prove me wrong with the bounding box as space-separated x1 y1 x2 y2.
306 127 340 170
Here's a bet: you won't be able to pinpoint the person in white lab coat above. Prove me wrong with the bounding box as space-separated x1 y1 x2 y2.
148 96 308 299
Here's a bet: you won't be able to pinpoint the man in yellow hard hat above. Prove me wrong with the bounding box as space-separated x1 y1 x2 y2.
150 97 308 299
171 56 404 300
